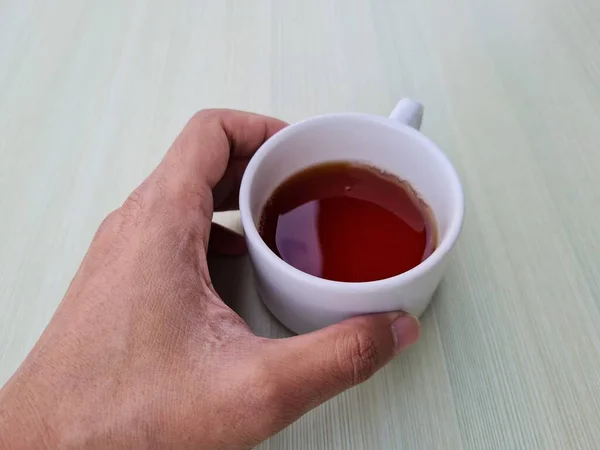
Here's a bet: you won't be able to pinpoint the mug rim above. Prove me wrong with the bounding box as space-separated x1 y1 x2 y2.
239 112 465 290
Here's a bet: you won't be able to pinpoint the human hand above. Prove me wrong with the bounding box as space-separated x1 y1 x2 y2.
0 110 420 449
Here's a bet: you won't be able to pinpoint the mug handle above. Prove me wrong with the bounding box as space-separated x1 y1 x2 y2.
389 98 424 130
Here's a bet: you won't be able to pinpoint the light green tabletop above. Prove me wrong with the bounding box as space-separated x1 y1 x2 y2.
1 1 599 448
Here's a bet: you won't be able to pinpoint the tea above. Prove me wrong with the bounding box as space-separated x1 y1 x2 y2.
258 161 437 282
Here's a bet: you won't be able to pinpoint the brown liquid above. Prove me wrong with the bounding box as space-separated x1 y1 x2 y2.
259 162 437 282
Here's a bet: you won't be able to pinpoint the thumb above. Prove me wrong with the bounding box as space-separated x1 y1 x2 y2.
265 312 420 414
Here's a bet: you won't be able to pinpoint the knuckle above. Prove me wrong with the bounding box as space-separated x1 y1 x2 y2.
96 209 120 234
192 109 213 120
94 189 154 243
88 209 129 260
121 189 146 220
190 109 223 126
176 181 213 215
157 183 212 237
93 209 127 242
336 327 380 386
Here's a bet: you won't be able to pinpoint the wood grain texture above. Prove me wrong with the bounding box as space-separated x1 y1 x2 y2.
1 0 600 448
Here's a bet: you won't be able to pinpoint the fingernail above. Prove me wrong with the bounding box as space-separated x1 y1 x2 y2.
390 313 420 353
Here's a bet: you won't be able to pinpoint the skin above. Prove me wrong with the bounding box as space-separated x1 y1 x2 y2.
0 110 420 449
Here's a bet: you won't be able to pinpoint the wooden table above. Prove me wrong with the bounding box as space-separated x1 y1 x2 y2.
1 1 599 448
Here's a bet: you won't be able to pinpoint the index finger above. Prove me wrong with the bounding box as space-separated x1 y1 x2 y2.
157 110 287 190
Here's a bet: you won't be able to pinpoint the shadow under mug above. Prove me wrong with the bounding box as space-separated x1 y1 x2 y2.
239 99 464 334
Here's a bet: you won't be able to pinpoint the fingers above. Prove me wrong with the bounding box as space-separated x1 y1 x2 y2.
154 110 287 199
124 110 286 258
208 223 246 256
261 313 420 416
211 157 248 211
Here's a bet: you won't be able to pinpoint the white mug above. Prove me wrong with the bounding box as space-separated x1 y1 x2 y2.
239 99 464 334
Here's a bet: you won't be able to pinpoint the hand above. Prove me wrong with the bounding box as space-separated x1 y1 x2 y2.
0 110 420 449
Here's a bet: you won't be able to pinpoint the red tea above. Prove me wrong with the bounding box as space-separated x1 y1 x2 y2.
258 162 437 282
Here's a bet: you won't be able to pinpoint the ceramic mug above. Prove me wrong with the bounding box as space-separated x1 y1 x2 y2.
239 99 464 334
